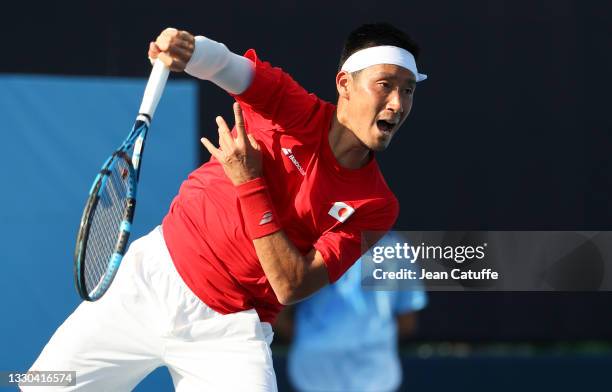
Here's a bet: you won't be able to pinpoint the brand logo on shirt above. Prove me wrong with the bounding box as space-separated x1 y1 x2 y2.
259 211 273 225
328 202 355 223
281 147 306 176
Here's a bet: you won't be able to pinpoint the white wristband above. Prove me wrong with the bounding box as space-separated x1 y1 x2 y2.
185 35 254 94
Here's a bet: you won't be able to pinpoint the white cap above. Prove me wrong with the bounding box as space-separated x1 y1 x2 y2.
341 45 427 82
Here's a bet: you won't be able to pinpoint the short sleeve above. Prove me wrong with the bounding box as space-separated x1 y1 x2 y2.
231 50 324 131
314 197 399 283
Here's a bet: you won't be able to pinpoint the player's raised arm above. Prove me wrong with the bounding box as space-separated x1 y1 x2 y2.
148 27 254 94
149 27 322 131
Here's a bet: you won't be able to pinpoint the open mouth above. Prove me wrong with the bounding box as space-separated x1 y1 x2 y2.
376 119 396 134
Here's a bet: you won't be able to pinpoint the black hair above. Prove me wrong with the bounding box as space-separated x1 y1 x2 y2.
338 22 421 72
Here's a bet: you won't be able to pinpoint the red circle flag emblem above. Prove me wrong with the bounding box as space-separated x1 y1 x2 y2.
328 202 355 223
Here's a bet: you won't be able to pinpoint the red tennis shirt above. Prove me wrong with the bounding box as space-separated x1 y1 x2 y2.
162 50 399 323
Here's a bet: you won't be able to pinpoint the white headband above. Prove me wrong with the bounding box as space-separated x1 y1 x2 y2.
341 45 427 82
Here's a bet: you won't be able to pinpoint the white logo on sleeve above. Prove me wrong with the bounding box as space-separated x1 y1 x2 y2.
328 202 355 223
281 147 306 176
259 211 273 225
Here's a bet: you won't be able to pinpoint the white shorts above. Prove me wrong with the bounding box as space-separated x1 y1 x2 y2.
24 226 277 391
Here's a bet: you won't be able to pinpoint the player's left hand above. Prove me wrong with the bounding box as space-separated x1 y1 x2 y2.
201 102 263 186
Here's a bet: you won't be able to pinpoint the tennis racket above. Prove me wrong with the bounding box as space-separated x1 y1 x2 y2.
74 59 170 301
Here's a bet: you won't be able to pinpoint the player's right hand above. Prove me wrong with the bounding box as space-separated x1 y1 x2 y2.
201 102 263 186
148 28 195 72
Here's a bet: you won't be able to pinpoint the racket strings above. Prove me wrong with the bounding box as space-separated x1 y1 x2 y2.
83 158 131 294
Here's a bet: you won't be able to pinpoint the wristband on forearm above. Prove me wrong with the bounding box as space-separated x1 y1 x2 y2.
236 177 282 239
185 35 254 94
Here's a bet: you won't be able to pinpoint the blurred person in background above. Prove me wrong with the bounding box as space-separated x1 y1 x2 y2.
275 232 427 392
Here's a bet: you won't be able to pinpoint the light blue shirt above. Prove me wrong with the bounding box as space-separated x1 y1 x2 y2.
288 233 427 392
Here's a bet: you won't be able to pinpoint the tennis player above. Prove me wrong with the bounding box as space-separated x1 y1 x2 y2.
25 22 426 391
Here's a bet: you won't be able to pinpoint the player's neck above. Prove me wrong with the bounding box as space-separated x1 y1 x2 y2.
329 110 372 170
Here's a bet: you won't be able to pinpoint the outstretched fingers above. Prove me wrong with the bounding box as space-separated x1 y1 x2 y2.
215 115 234 151
247 134 260 151
200 137 222 159
233 102 247 143
204 102 256 158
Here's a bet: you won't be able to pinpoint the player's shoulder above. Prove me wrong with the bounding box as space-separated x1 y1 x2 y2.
362 168 400 219
364 188 399 220
243 48 325 101
371 162 399 198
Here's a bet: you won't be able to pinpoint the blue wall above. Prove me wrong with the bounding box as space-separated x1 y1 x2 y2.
0 74 197 390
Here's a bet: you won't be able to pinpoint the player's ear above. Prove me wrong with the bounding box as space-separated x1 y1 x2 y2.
336 70 351 99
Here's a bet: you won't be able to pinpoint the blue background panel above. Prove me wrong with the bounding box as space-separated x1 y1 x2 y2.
0 74 198 390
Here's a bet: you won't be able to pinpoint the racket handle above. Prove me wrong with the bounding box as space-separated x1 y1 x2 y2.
138 59 170 119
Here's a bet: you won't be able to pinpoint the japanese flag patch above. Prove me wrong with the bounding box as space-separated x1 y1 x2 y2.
328 202 355 223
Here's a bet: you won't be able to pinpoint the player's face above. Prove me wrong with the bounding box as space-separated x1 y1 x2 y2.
346 64 416 151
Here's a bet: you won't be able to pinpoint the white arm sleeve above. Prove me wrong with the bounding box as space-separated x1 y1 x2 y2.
184 35 254 95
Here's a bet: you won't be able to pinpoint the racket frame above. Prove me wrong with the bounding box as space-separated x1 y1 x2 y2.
73 59 168 301
74 122 144 301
